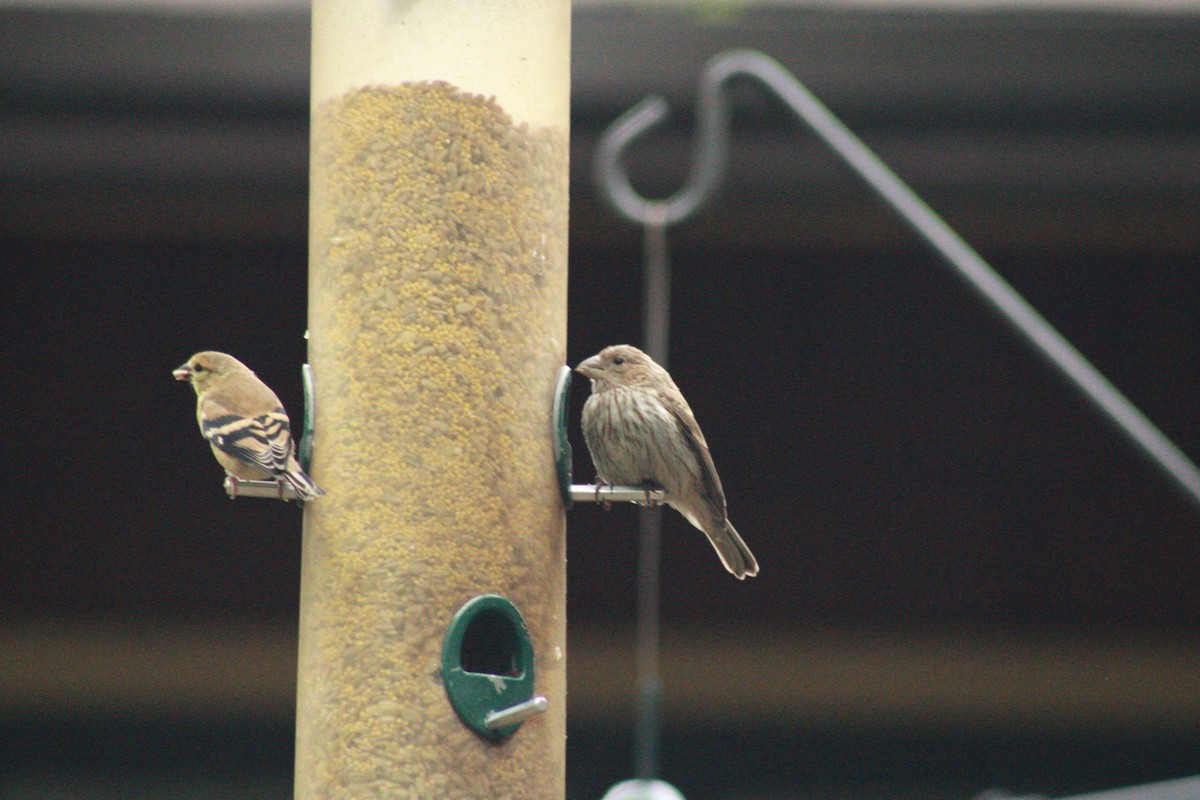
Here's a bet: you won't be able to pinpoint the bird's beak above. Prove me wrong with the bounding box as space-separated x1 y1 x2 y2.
173 364 193 382
575 355 604 380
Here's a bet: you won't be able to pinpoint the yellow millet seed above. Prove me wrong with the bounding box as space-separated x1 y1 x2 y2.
298 81 567 799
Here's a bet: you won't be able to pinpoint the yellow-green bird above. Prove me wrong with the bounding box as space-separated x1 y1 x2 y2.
173 351 323 501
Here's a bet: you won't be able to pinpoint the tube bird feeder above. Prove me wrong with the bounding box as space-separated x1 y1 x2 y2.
297 1 570 797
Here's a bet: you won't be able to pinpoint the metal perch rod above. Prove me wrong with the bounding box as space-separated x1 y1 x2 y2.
571 485 668 504
223 477 300 501
484 696 549 730
226 477 663 505
595 48 1200 510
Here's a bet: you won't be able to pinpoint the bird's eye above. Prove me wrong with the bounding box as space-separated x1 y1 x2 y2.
613 357 625 365
193 364 206 372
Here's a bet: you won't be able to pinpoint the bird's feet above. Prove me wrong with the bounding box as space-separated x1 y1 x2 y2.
594 478 612 511
641 480 664 507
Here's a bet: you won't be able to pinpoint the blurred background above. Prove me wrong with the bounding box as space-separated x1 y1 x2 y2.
2 1 1199 798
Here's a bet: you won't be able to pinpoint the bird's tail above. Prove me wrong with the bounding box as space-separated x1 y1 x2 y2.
705 519 759 580
284 467 325 502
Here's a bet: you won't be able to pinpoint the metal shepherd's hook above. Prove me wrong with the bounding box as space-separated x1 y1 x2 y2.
597 47 1200 511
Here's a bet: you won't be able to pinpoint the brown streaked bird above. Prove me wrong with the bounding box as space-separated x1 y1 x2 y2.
576 344 759 579
173 351 324 501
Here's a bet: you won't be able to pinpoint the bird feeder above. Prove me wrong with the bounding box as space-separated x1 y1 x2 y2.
297 1 569 797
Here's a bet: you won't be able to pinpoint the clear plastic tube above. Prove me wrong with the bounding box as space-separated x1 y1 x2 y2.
298 2 569 797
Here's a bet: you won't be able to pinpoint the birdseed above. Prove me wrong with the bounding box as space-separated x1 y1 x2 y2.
297 81 567 799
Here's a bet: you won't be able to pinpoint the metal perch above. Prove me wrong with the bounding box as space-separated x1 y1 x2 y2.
223 476 299 501
570 485 668 504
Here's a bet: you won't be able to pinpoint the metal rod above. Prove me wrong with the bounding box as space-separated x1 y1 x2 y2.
634 506 663 781
1059 775 1200 800
634 192 672 782
569 485 668 504
223 476 299 501
595 47 1200 511
642 214 671 364
483 695 548 730
240 479 667 504
978 774 1200 800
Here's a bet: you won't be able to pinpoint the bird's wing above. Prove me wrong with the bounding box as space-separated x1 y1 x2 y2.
200 398 294 476
657 387 727 512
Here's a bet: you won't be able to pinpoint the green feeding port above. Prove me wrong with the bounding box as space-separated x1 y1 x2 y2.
461 607 521 677
441 595 540 740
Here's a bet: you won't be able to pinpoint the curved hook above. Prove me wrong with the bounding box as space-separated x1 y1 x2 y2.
593 49 794 227
593 64 733 225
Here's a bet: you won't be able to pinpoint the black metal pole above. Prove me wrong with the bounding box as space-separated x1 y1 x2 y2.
634 217 670 780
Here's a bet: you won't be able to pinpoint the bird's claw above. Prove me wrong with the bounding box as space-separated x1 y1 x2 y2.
594 478 612 511
642 481 663 507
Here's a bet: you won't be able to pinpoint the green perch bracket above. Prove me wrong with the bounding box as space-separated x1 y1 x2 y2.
298 361 315 473
552 365 574 508
441 594 546 740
